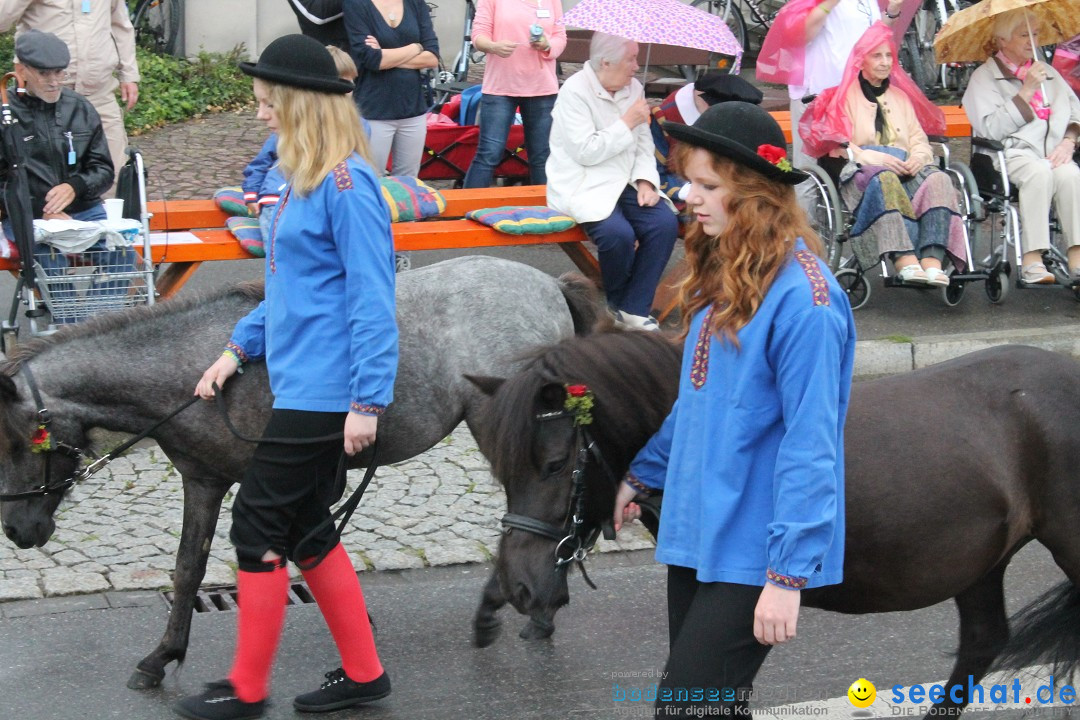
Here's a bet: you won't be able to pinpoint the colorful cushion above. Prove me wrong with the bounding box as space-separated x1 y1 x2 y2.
465 206 577 235
226 216 264 257
379 176 446 222
214 186 251 218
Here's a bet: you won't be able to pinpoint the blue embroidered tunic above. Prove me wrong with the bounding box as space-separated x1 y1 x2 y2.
629 241 856 588
226 154 398 415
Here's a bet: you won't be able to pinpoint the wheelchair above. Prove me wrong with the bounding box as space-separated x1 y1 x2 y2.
967 136 1080 303
801 137 985 310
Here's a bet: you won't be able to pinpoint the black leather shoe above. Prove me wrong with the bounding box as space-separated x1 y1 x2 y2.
174 680 265 720
293 669 391 713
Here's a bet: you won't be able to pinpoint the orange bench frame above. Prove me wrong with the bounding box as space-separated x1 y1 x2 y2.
0 186 598 300
770 104 972 143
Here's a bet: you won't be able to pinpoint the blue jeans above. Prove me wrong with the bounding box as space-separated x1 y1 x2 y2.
581 186 678 317
463 93 556 188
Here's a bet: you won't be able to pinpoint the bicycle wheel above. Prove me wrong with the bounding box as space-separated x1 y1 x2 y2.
900 6 943 97
691 0 748 55
132 0 181 55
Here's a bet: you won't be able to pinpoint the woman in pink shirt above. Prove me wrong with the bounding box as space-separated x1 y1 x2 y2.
462 0 566 187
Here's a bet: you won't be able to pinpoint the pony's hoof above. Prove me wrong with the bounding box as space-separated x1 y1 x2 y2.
127 667 164 690
518 617 554 640
473 618 502 648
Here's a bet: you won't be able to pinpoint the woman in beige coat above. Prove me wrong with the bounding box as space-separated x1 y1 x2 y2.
963 8 1080 284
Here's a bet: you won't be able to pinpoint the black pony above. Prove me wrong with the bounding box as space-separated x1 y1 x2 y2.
471 330 1080 718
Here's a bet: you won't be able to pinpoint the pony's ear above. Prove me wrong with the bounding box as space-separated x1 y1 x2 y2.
0 373 18 403
464 374 505 397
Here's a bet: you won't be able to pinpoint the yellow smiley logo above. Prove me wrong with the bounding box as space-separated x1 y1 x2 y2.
847 678 876 708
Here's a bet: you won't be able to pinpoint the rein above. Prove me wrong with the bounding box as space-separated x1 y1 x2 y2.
0 368 378 570
500 408 618 590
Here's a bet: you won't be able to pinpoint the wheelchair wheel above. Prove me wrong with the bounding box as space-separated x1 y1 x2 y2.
834 268 870 310
942 278 965 307
948 162 985 222
985 264 1010 304
800 163 845 272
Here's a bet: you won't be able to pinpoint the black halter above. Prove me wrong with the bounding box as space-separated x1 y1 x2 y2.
0 364 204 502
500 408 618 588
0 364 95 501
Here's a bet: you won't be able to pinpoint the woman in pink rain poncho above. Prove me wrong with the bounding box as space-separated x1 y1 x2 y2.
756 0 904 173
799 22 967 286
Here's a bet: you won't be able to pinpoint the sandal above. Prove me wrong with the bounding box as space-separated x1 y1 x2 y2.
923 267 951 287
1021 263 1055 284
896 264 930 285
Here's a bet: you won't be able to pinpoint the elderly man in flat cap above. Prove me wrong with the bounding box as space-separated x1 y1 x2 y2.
3 31 114 225
2 0 139 183
0 30 135 315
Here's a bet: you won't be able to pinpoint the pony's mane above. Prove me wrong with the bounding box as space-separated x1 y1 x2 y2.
1 282 265 374
481 329 682 484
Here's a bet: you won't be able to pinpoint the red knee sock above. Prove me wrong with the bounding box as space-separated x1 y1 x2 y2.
300 543 383 682
228 564 289 703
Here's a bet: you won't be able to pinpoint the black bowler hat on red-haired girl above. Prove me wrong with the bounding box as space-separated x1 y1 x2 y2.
240 34 354 94
664 101 808 185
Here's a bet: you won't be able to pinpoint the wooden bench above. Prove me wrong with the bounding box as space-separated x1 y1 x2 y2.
0 186 598 300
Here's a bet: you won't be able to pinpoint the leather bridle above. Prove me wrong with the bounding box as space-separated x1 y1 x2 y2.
499 407 618 587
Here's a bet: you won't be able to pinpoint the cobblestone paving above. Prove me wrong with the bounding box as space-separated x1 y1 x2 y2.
0 427 655 602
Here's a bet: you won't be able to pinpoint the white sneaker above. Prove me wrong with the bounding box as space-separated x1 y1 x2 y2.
615 311 660 331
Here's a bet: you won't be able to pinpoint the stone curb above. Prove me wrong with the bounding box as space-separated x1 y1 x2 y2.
853 326 1080 380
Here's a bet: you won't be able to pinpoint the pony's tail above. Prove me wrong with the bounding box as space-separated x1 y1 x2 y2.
993 582 1080 676
557 273 608 336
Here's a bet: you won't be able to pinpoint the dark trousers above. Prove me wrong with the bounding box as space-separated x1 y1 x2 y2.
656 566 772 718
463 93 556 188
582 186 677 317
230 409 346 572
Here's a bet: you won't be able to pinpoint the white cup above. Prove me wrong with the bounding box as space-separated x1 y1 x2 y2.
104 198 125 222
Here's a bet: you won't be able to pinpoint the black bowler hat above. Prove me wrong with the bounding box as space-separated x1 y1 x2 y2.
240 34 353 94
694 72 763 107
665 102 808 185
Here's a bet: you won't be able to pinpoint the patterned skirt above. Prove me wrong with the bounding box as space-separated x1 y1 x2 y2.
839 146 967 272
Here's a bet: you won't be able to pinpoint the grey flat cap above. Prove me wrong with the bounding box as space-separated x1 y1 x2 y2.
15 30 71 70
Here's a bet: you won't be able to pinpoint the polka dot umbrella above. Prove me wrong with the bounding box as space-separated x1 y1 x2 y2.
560 0 744 77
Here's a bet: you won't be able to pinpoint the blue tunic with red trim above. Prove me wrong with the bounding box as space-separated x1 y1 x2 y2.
226 154 398 415
629 239 855 588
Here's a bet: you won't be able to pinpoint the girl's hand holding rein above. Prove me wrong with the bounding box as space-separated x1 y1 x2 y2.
195 354 240 400
345 412 378 455
612 479 643 532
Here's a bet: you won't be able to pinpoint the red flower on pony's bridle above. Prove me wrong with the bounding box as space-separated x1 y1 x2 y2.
563 384 594 426
30 425 52 453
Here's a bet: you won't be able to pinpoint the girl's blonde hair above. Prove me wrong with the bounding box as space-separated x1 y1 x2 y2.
672 144 824 346
266 80 374 195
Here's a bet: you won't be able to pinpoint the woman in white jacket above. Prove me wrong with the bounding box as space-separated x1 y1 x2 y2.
546 32 677 331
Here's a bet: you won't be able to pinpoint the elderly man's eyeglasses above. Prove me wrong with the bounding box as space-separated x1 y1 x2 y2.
25 67 70 82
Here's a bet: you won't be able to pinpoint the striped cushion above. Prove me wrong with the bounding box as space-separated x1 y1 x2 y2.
213 186 251 217
226 216 265 257
465 206 577 235
379 176 446 222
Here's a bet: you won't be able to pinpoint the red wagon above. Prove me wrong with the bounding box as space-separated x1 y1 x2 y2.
419 120 531 185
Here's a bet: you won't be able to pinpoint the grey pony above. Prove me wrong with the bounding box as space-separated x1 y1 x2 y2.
0 255 600 689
